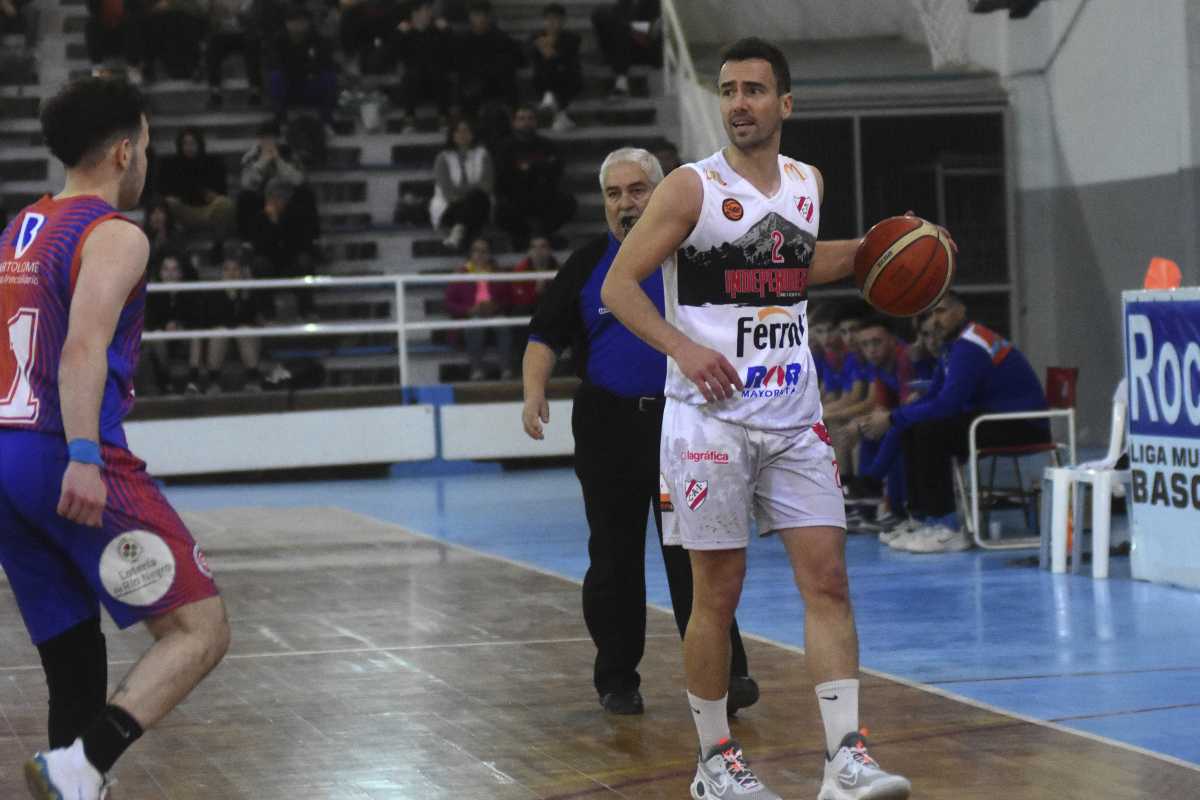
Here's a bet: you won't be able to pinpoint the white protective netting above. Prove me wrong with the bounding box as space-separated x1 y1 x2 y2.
911 0 971 69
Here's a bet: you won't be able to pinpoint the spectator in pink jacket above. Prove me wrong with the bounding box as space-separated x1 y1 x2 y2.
444 237 514 380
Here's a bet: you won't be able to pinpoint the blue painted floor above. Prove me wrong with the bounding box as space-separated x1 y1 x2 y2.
165 467 1200 767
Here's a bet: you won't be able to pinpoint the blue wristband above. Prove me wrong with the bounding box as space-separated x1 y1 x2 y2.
67 439 103 466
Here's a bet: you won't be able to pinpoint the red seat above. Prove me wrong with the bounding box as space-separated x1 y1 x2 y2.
957 367 1078 549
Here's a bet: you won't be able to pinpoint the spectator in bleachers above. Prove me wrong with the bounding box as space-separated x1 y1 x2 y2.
144 251 205 395
652 139 681 173
820 305 870 420
143 196 185 267
507 234 557 317
841 316 914 531
237 120 305 238
141 0 207 82
207 0 265 108
807 303 834 395
445 237 514 380
202 244 268 392
158 127 237 242
393 0 452 132
454 0 523 117
85 0 145 83
591 0 660 98
494 105 577 250
267 6 339 129
247 177 321 319
507 234 558 374
1 0 39 52
907 312 944 400
337 0 402 75
858 292 1050 552
530 2 581 132
431 116 493 252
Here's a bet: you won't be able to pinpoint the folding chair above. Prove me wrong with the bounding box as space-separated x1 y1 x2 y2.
955 367 1078 550
1045 380 1131 578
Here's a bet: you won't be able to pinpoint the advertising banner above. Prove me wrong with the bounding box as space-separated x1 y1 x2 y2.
1123 289 1200 589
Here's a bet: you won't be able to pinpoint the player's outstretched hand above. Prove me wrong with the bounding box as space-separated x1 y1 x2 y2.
673 339 743 403
58 462 106 527
522 394 550 440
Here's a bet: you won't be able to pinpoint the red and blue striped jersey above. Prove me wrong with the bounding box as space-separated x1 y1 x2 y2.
0 195 145 447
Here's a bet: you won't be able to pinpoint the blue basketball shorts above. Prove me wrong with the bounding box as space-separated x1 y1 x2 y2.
0 430 219 645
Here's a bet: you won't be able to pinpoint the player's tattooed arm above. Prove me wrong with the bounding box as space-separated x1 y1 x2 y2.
57 219 149 527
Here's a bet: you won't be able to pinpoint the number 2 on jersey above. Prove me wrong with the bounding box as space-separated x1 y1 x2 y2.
770 230 785 264
1 308 40 422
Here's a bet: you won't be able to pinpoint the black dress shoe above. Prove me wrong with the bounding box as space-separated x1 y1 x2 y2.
727 675 760 716
599 689 644 715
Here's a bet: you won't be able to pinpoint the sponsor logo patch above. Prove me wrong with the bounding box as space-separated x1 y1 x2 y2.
683 449 730 465
722 198 744 221
796 196 814 223
783 161 806 182
685 479 709 511
736 306 804 357
743 362 803 398
724 268 808 301
100 530 176 607
193 544 213 579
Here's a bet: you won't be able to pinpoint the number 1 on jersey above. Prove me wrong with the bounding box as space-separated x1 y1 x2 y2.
1 308 40 422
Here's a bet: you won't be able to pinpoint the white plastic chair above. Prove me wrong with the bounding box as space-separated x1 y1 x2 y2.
1045 380 1131 579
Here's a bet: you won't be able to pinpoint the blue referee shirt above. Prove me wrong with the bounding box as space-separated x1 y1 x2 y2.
528 232 667 397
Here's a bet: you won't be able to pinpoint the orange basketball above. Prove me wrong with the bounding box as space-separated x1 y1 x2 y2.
853 215 955 317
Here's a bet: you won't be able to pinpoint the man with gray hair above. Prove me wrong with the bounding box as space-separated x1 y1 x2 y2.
521 147 758 716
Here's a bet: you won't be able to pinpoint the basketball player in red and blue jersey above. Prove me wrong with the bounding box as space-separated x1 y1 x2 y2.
0 78 229 800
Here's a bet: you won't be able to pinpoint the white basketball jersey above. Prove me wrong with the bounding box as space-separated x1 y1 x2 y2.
663 149 822 430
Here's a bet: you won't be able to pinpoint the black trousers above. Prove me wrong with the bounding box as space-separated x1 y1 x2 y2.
572 383 749 697
441 189 491 238
903 413 1050 518
591 6 660 75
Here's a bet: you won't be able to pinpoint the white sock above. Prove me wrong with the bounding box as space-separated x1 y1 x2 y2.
815 679 860 756
687 691 730 752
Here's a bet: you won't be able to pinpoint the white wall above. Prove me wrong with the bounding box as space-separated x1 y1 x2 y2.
961 0 1198 442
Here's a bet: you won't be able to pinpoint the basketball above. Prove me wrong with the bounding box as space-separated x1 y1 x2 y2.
853 215 956 317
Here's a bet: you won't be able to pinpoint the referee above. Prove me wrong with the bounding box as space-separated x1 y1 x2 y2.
520 147 757 715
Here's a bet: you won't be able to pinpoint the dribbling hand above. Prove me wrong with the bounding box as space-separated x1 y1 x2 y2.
58 462 106 527
522 395 550 440
674 339 743 403
903 209 957 254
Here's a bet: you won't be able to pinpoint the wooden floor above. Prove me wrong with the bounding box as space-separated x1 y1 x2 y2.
1 506 1197 799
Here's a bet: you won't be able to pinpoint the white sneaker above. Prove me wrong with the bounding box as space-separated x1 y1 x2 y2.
902 524 971 553
691 739 780 799
551 110 575 131
539 90 558 111
25 739 106 800
818 731 910 800
879 518 921 546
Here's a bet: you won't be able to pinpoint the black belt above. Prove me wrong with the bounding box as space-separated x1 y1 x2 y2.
579 382 665 413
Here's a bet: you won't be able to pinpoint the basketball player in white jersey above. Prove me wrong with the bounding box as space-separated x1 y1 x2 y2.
601 38 911 800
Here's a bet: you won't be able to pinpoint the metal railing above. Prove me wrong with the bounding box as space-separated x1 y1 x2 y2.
144 271 558 386
661 0 724 159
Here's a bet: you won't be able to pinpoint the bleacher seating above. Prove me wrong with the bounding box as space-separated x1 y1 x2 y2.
0 0 669 401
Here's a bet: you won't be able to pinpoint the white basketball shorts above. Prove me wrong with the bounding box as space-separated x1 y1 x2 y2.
659 398 846 550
